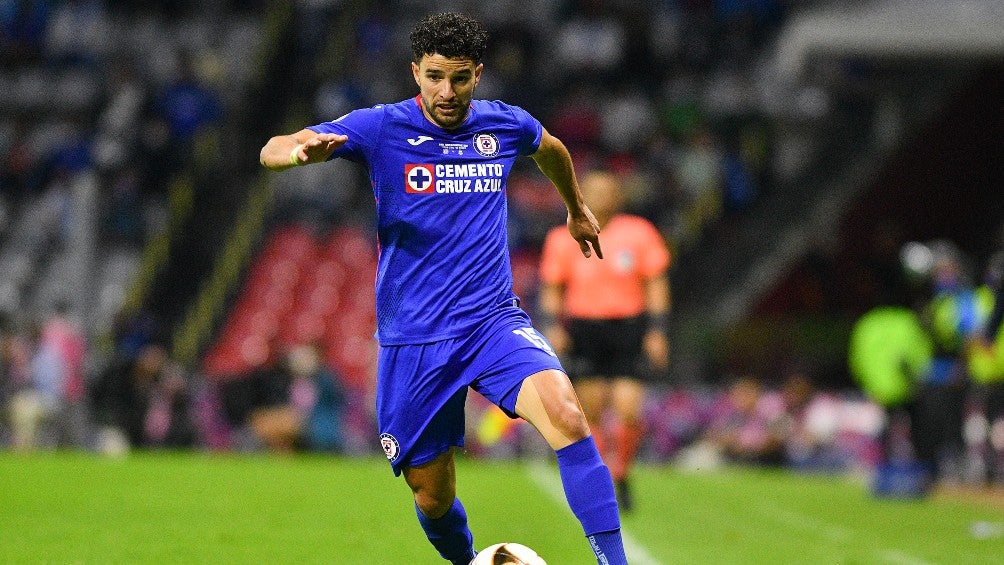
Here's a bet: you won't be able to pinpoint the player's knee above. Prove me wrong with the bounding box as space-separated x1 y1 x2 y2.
407 473 456 518
551 399 591 441
413 488 455 519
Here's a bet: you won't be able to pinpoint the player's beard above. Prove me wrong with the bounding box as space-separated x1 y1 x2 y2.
423 96 469 129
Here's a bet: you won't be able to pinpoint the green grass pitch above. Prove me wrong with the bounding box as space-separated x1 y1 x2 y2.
1 452 1002 564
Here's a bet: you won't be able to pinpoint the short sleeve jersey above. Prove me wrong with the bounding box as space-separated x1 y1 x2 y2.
307 97 543 345
540 214 670 319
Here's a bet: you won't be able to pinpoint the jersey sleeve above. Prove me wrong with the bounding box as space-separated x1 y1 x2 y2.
506 103 543 156
306 105 386 163
539 226 572 285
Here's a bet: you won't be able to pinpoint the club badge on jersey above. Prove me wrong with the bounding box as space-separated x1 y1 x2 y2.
473 133 500 157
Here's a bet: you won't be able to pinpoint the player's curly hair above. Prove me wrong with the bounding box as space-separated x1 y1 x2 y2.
410 12 489 64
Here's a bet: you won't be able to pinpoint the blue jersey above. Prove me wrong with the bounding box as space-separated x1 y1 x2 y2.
307 96 543 345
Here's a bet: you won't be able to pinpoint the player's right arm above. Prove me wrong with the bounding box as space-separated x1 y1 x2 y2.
259 128 347 171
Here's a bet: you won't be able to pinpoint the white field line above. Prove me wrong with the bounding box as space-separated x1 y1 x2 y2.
755 506 854 542
877 550 935 565
524 460 664 565
756 505 938 565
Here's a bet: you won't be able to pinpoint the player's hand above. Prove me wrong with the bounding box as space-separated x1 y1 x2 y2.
293 133 347 165
643 329 669 370
567 207 603 259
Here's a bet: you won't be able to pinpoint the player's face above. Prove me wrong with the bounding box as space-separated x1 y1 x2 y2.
412 54 482 130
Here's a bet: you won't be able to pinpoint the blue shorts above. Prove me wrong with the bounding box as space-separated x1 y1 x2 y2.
375 304 564 475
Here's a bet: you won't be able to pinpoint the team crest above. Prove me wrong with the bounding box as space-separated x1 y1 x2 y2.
473 133 500 157
380 433 400 462
404 164 435 194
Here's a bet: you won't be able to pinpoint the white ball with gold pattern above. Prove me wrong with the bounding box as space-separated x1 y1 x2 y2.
470 542 547 565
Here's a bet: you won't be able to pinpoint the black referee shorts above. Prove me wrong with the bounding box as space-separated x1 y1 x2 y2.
564 316 652 381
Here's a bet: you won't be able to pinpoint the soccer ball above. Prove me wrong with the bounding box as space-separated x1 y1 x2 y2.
470 542 547 565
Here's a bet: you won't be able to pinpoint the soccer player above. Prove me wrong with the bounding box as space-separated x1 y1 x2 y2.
259 13 627 565
538 170 671 511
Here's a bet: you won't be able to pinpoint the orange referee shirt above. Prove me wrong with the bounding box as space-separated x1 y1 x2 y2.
540 214 670 320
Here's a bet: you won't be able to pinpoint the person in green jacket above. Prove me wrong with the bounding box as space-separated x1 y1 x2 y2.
849 305 933 476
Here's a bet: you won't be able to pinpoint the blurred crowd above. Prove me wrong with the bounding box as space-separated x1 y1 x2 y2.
0 309 354 455
0 0 243 229
0 0 262 342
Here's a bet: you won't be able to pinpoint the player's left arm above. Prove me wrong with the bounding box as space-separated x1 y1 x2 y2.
643 274 671 369
530 128 603 259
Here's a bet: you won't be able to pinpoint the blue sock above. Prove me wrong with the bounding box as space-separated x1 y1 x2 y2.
415 497 475 565
556 436 627 565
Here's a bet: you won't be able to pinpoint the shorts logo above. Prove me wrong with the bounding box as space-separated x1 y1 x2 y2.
473 133 500 157
380 433 400 462
405 164 435 193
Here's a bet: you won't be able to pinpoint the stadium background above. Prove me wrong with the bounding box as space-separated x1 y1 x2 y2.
2 0 1004 515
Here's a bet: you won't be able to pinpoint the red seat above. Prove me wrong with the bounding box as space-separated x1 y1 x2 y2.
203 224 378 384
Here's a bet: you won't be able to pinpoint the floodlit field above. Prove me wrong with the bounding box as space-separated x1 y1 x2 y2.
1 452 1001 564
